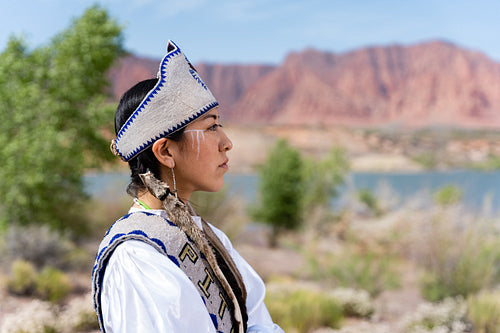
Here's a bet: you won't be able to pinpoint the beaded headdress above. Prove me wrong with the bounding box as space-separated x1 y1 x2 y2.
111 40 218 162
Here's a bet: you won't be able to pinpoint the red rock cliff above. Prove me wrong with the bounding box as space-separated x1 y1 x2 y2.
109 41 500 128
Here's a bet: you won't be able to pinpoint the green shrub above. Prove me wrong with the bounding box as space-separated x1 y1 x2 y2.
7 259 37 296
433 185 463 206
420 273 455 302
467 291 500 333
405 205 500 302
302 147 349 215
357 189 383 216
35 267 72 303
419 227 500 302
266 287 343 333
309 250 400 297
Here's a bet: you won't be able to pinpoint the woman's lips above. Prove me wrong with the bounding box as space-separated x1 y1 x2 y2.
219 159 229 169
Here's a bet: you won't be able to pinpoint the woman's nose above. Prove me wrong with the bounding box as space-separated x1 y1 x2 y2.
219 130 233 152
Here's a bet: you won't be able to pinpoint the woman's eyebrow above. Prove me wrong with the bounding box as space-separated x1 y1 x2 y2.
199 114 218 122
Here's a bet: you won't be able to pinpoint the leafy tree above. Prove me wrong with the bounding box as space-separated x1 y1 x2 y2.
252 139 304 247
0 6 123 232
302 147 349 215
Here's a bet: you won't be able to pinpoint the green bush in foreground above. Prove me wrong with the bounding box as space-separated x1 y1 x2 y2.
266 288 343 333
6 260 72 303
467 291 500 333
407 203 500 302
7 259 37 295
419 228 500 302
309 250 400 297
35 267 72 303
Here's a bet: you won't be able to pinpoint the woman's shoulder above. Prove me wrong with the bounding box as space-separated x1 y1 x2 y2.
112 238 161 254
106 239 192 283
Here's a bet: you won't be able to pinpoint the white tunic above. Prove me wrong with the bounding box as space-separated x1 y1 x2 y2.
101 207 283 332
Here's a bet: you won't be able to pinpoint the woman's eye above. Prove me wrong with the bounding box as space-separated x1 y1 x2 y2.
208 124 222 131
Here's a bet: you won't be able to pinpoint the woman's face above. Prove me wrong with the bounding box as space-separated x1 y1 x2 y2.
170 108 232 199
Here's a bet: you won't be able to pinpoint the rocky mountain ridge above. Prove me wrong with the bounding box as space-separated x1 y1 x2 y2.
109 41 500 128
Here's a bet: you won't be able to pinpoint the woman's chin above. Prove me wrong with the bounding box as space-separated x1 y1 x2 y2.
197 182 224 194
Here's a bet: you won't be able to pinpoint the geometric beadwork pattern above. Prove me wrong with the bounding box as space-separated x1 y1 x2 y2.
91 211 236 333
114 40 218 161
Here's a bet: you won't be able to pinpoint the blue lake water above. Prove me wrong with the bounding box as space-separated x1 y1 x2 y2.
84 170 500 215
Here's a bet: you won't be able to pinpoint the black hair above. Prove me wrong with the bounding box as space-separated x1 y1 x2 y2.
115 78 185 197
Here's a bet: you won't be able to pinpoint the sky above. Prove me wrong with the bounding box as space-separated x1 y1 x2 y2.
1 0 500 65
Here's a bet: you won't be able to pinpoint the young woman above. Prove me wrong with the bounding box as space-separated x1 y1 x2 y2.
92 41 283 333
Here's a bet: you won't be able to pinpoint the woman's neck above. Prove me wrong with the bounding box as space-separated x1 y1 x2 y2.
135 191 163 209
135 189 191 209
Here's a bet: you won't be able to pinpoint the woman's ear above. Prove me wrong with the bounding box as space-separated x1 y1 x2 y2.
152 138 175 168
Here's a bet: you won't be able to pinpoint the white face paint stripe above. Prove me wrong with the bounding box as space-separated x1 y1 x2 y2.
184 129 205 160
